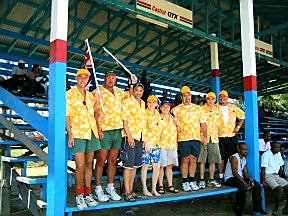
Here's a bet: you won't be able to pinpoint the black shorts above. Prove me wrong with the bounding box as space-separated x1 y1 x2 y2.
219 136 239 162
178 140 201 158
120 137 143 169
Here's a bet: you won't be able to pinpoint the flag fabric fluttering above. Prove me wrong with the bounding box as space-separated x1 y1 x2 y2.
85 42 97 92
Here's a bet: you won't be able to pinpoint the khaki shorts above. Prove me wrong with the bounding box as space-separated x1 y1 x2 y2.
265 174 288 190
198 142 221 163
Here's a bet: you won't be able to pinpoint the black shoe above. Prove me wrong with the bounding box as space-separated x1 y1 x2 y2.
254 208 268 214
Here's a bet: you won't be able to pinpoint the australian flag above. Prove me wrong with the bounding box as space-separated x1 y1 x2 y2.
84 40 97 92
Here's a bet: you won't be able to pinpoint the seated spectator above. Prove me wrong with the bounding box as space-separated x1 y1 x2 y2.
20 64 39 97
7 60 28 92
171 93 182 108
259 130 271 155
159 90 171 104
35 67 48 94
261 142 288 215
224 143 267 216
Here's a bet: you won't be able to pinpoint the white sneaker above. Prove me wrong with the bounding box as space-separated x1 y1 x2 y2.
207 179 222 188
85 194 99 207
199 180 206 189
95 189 109 202
190 181 200 191
106 187 121 201
76 194 88 210
182 182 192 192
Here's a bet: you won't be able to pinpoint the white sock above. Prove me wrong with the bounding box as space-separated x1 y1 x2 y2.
95 185 102 191
219 173 224 179
107 183 114 190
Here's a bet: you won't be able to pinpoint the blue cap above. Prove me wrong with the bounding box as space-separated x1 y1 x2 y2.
133 82 144 89
160 98 172 106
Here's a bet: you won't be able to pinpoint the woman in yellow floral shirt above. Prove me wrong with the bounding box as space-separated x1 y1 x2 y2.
141 95 162 197
158 99 180 194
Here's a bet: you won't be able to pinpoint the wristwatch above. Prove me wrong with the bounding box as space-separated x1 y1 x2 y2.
236 125 241 129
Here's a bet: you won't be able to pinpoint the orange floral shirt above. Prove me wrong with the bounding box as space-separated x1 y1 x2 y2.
122 96 146 141
97 85 129 131
218 103 245 137
66 86 99 139
172 103 207 142
202 103 221 143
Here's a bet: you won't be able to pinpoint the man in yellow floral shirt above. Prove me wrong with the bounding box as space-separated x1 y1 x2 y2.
172 86 207 192
217 90 245 182
121 82 146 202
94 71 137 202
66 69 100 210
198 92 222 189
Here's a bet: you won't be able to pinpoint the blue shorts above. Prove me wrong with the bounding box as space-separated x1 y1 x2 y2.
142 147 160 165
178 140 201 158
120 137 143 169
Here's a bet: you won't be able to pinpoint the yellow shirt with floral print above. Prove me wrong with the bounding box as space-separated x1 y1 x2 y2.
159 116 178 150
218 103 245 137
122 96 146 141
172 103 207 142
202 103 221 143
142 109 162 148
66 86 99 139
97 85 129 131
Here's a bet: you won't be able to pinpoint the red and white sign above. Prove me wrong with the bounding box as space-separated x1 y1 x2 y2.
136 0 193 28
255 39 273 58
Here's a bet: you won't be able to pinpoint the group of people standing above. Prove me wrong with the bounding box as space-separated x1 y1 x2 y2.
66 68 287 216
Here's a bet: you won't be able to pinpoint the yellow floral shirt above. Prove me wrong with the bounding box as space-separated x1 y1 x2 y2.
142 109 162 148
66 86 99 139
202 103 221 143
172 103 207 142
97 85 129 131
122 96 146 141
218 103 245 137
159 116 178 150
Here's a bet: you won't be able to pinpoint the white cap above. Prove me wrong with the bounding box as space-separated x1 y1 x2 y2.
18 60 26 64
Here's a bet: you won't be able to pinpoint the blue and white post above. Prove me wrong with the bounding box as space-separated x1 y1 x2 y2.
47 0 69 215
210 33 220 102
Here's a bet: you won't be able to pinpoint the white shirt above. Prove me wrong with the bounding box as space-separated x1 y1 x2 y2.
261 150 283 174
12 66 28 76
259 138 271 152
224 153 246 181
220 105 229 125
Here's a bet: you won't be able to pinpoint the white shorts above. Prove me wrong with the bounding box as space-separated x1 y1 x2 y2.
160 148 178 167
265 174 288 190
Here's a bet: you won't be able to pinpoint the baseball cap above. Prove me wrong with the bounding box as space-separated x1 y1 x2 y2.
104 71 116 78
76 69 90 77
147 95 158 103
133 82 144 89
160 98 172 106
18 60 26 64
181 86 190 94
219 90 228 97
207 92 216 99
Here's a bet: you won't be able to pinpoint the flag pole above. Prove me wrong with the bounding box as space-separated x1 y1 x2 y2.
85 39 104 112
103 47 133 77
